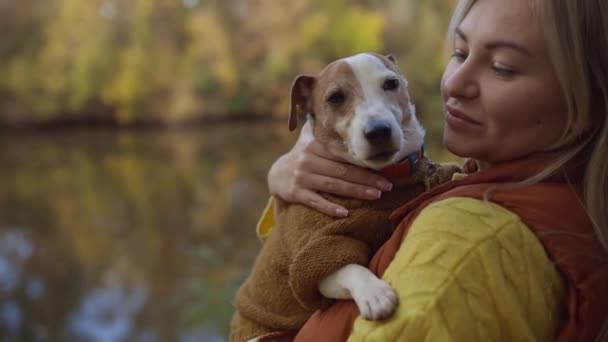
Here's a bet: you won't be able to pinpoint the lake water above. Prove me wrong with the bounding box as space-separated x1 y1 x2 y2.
0 122 453 341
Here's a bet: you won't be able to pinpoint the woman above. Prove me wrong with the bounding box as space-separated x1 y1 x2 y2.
260 0 608 340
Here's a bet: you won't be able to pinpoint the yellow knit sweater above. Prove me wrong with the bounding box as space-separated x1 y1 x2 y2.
256 197 565 341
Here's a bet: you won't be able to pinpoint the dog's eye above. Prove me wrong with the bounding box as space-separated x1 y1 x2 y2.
383 78 400 91
326 91 346 106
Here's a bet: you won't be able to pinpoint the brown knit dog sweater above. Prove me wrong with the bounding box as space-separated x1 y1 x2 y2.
230 157 459 342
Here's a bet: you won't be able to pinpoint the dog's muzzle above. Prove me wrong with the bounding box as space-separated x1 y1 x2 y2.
364 119 393 145
364 119 399 163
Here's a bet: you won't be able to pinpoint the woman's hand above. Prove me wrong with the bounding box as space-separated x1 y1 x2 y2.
268 121 393 217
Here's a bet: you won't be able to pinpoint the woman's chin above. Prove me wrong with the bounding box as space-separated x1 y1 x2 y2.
443 132 485 160
443 130 470 157
445 144 470 159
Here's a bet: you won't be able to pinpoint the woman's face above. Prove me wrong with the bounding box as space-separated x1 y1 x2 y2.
441 0 568 163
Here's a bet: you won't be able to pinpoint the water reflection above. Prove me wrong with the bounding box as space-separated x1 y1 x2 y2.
0 122 453 340
68 284 146 341
0 123 293 340
0 230 32 338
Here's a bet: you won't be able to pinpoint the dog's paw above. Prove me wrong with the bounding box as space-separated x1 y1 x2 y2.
351 277 398 320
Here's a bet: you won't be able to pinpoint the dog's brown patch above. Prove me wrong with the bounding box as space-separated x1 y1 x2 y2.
311 60 364 157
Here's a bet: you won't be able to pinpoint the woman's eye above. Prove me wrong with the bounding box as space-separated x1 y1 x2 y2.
327 91 346 105
491 65 515 77
382 78 400 91
451 50 467 62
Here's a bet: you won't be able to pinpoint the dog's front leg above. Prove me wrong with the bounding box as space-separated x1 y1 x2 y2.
318 264 398 320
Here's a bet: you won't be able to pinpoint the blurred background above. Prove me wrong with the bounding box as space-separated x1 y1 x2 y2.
0 0 457 340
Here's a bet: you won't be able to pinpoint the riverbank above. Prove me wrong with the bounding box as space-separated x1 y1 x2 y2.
0 113 282 133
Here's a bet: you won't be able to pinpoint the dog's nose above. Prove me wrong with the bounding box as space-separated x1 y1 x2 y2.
364 120 392 144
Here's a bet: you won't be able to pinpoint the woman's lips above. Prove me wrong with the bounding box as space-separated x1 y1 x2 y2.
445 105 482 129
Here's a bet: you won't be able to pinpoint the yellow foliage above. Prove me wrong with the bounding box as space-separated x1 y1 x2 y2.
103 46 148 123
0 0 458 125
34 0 114 116
298 13 330 51
329 7 385 55
186 10 238 94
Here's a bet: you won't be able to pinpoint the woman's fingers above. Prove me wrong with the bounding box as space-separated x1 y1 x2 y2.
311 160 393 192
297 189 350 217
267 120 394 214
301 142 393 192
299 173 384 201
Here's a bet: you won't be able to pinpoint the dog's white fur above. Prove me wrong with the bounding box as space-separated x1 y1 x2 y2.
343 54 424 169
319 264 398 320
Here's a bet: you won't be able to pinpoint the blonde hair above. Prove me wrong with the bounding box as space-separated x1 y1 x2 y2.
446 0 608 253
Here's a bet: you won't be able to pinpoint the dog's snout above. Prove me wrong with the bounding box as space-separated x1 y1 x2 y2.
364 120 392 144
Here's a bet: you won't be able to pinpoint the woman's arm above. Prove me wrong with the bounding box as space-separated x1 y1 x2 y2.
268 121 393 217
349 197 565 341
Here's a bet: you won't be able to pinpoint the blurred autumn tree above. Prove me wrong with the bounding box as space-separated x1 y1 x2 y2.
0 0 456 126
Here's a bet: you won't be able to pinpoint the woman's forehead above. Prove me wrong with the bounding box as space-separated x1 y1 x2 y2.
457 0 546 56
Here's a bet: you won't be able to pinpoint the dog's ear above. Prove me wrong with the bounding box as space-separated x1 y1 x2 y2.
385 54 404 76
289 75 315 132
386 54 398 66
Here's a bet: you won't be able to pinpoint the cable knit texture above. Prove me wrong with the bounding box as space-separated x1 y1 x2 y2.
295 152 608 342
348 197 565 341
230 158 459 342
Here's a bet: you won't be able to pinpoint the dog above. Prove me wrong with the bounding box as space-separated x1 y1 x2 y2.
230 53 459 342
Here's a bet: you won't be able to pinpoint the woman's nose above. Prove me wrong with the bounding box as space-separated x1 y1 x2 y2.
442 63 479 99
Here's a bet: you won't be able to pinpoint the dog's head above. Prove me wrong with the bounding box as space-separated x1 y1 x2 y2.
289 53 425 170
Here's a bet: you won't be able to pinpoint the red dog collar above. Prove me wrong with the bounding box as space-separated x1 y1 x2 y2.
379 146 424 178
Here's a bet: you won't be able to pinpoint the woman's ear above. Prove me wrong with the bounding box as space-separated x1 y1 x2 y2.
289 75 315 131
